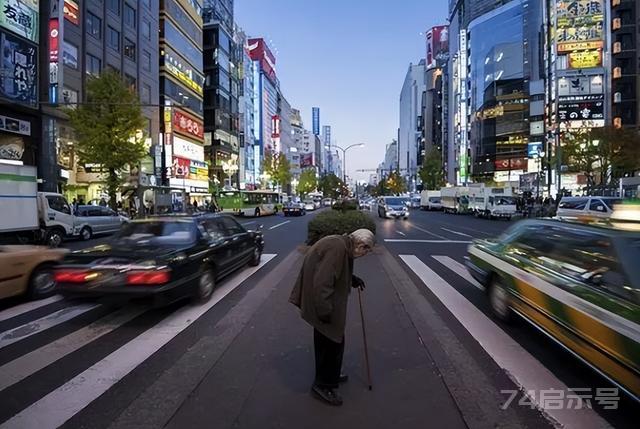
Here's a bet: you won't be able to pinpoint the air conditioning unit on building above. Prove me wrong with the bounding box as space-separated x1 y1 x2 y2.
614 92 622 103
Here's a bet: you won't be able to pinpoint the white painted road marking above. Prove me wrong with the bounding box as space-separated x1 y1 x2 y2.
384 239 472 244
0 295 64 323
0 306 147 391
432 256 485 291
0 304 100 350
399 255 608 429
396 230 406 237
440 227 473 238
269 221 290 230
408 224 449 240
0 255 276 429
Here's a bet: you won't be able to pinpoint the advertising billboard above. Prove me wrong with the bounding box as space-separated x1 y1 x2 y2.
248 38 276 83
527 142 544 158
0 0 38 43
426 25 448 69
173 109 204 140
494 158 527 171
555 0 604 69
173 135 205 162
63 0 79 25
558 101 604 122
300 153 314 168
312 107 320 135
0 29 37 106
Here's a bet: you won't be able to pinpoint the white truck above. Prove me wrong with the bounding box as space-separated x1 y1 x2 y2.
468 186 517 219
420 190 442 210
441 187 470 214
0 163 90 247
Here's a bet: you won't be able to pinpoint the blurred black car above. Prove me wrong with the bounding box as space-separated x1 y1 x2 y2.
283 201 306 216
55 214 264 305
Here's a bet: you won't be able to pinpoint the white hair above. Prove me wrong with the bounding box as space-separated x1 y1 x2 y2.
349 229 376 248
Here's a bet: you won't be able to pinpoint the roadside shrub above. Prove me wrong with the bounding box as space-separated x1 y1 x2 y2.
332 199 358 211
307 210 376 245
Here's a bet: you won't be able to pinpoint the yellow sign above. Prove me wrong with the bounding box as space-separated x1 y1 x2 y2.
164 63 204 96
569 50 602 69
557 14 603 28
558 41 603 52
164 107 172 133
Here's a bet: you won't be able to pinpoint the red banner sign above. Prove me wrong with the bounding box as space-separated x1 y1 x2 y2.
173 110 203 140
49 18 59 62
494 158 527 171
64 0 79 25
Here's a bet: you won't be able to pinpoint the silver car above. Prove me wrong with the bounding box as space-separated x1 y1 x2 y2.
75 205 129 240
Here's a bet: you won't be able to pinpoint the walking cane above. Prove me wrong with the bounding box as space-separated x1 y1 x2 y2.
357 287 373 390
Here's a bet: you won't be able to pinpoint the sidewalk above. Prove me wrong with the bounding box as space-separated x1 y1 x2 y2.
166 249 467 429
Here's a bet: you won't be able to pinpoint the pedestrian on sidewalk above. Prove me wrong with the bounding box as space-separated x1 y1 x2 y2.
289 229 375 406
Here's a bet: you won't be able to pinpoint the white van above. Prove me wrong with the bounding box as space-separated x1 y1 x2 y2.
556 196 623 221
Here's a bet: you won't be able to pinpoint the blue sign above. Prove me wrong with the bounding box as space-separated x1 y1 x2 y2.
312 107 320 135
527 142 543 158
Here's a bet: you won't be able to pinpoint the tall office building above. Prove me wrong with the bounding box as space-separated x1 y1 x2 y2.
237 26 257 189
160 0 207 206
398 60 426 190
248 37 278 176
203 0 240 190
611 0 639 129
36 0 160 200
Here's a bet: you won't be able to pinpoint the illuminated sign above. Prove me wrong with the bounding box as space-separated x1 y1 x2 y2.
163 48 204 96
557 41 603 52
494 158 526 171
0 0 39 43
0 29 37 106
172 157 208 181
568 50 602 68
173 109 203 140
173 135 204 162
558 75 603 96
497 135 528 146
312 107 320 135
63 0 79 25
271 115 280 139
558 101 604 121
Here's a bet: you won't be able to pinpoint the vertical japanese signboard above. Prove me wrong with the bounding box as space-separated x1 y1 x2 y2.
0 0 39 43
0 29 37 106
49 0 63 105
312 107 320 135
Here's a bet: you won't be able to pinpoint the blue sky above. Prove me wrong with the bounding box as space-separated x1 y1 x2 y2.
235 0 448 181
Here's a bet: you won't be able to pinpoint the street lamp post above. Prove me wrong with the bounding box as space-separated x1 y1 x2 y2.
325 143 365 184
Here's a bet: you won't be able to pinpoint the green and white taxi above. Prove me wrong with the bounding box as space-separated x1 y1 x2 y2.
466 219 640 400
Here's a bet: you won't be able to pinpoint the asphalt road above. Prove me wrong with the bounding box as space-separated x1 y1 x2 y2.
0 207 637 428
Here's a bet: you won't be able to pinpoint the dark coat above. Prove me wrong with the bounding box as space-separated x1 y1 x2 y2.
289 235 353 342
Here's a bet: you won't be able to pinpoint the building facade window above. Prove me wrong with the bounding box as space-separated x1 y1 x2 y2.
63 41 79 69
108 0 121 15
141 83 151 104
142 20 151 40
142 50 151 71
124 3 136 28
125 74 136 92
124 38 136 60
86 54 102 76
107 26 120 52
86 12 102 40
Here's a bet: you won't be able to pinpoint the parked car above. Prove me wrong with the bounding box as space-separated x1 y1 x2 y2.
377 196 409 219
283 202 306 216
556 196 622 221
410 196 421 209
55 214 264 305
322 198 333 207
465 219 640 400
0 245 67 300
75 205 129 240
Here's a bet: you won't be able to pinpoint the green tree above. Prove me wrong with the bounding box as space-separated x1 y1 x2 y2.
67 71 147 209
318 173 344 199
273 152 292 190
561 126 640 194
261 148 276 189
418 147 445 190
386 170 407 195
297 168 317 196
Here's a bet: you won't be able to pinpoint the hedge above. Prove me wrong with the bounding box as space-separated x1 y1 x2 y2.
307 210 376 245
331 199 358 211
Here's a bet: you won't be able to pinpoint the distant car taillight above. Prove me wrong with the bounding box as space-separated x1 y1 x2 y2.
54 270 97 283
126 270 171 286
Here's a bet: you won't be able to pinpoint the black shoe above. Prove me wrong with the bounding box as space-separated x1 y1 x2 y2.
311 384 343 406
339 374 349 383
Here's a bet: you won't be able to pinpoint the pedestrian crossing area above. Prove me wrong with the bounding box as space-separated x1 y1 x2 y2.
0 255 275 429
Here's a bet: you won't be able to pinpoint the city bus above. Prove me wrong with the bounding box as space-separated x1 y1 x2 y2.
216 190 280 217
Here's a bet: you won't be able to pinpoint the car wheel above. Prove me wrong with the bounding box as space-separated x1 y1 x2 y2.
45 228 64 248
489 276 511 322
255 208 261 217
194 269 215 302
249 246 262 267
28 264 56 299
80 226 92 241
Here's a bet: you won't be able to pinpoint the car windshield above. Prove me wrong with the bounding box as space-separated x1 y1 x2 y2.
385 198 406 206
495 197 516 205
114 221 196 246
429 197 440 203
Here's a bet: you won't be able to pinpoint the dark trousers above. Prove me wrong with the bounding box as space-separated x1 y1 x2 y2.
314 329 345 389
